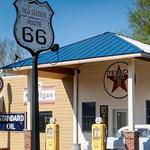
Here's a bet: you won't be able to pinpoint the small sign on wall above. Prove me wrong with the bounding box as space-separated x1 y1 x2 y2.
24 82 55 104
0 77 4 92
100 105 108 128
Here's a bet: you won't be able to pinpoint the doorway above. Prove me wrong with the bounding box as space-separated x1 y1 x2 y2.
113 109 128 136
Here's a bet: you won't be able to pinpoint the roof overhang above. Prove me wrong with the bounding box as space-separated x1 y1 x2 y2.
5 53 143 71
3 52 150 78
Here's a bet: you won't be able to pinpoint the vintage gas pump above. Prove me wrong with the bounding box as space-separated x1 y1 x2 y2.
92 117 107 150
45 117 59 150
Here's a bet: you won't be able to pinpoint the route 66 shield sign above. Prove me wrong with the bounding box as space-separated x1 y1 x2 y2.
14 0 54 54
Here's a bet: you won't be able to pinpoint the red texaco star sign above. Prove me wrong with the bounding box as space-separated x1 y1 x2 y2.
104 62 128 99
107 65 128 93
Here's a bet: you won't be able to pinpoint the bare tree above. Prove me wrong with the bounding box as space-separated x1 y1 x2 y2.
0 39 25 67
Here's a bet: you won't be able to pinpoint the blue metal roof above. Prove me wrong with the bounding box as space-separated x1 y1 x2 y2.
2 32 144 69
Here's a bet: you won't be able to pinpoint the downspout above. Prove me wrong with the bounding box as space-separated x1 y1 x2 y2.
76 69 80 143
72 69 81 150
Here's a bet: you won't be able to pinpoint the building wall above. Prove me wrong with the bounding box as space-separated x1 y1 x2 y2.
0 76 27 150
0 75 73 150
1 59 150 150
77 59 150 150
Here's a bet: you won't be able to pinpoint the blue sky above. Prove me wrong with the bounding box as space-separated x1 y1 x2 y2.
0 0 135 47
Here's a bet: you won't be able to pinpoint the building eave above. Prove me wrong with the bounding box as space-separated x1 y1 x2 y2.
5 53 143 72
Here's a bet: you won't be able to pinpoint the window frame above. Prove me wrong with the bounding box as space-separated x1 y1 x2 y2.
146 100 150 124
39 111 52 133
82 102 96 132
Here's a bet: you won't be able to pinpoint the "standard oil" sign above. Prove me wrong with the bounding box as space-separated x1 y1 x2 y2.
0 113 25 131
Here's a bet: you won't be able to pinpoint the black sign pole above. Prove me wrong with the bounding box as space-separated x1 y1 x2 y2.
31 53 40 150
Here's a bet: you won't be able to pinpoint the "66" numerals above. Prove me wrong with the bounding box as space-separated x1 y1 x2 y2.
22 27 46 45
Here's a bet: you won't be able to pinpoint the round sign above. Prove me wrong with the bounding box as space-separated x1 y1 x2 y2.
104 62 128 99
0 77 4 92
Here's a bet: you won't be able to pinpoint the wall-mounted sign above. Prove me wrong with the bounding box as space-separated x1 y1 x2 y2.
100 105 108 128
104 62 128 99
24 83 55 104
0 113 25 131
0 77 4 92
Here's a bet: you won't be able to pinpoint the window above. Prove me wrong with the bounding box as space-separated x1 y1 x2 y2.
82 102 96 132
146 101 150 124
39 111 52 133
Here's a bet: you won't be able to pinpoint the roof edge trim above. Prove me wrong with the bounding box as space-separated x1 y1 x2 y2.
8 53 142 71
141 52 150 59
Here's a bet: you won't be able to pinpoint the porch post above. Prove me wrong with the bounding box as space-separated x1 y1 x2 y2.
72 70 81 150
128 58 135 131
125 58 139 150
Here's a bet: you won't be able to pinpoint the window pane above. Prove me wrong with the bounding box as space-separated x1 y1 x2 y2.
147 117 150 124
82 102 96 132
117 112 126 130
82 102 96 116
147 109 150 116
147 101 150 109
146 101 150 124
39 111 52 133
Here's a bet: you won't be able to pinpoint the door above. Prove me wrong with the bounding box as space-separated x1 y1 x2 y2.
113 109 128 136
